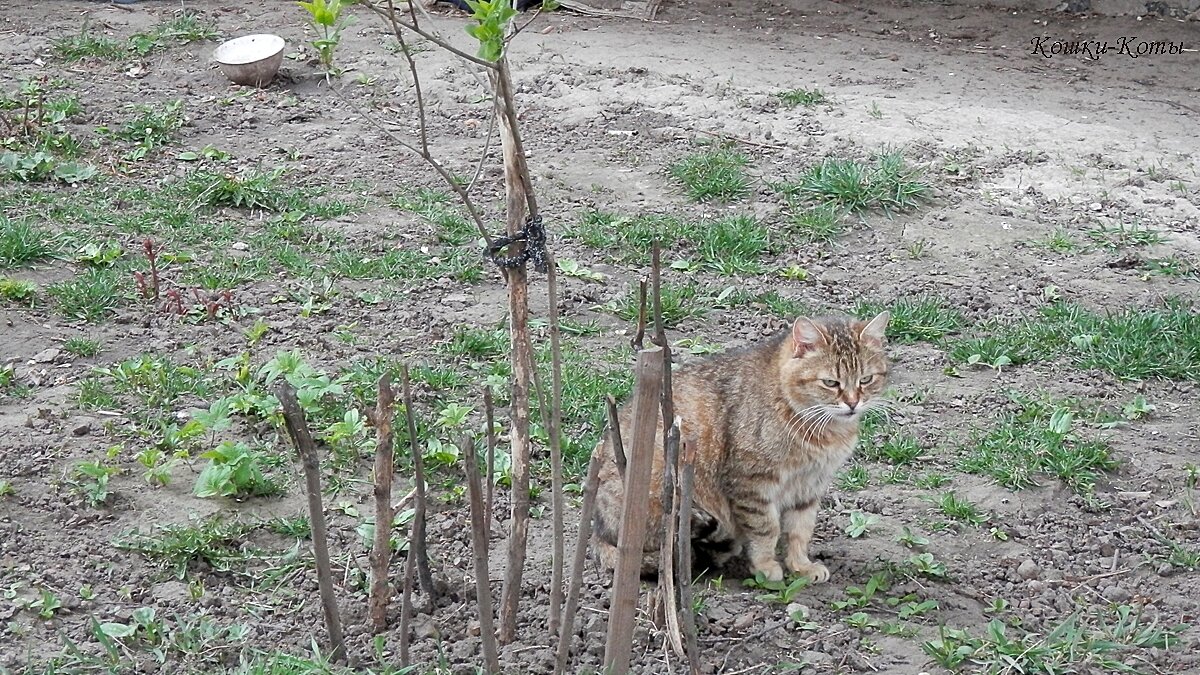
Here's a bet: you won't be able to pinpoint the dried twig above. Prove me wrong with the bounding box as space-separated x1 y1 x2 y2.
358 0 498 69
369 374 397 634
399 523 417 666
604 346 665 675
630 278 648 350
656 420 684 657
401 365 435 609
483 387 497 536
462 435 501 674
606 394 627 478
677 440 700 673
277 382 346 662
554 446 605 675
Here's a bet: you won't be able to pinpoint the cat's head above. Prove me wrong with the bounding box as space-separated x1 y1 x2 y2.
779 312 890 424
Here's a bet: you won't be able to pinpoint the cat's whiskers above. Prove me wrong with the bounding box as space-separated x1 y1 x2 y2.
781 405 830 448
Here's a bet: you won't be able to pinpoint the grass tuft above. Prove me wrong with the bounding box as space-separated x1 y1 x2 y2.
951 300 1200 381
48 268 122 322
1 218 60 268
854 296 965 344
669 148 751 203
52 26 126 61
779 150 929 214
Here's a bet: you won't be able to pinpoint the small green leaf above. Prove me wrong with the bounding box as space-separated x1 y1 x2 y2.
99 622 137 639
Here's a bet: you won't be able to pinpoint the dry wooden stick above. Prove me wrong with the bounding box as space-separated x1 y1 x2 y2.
483 387 497 536
461 434 501 674
604 346 664 675
546 252 566 637
630 278 648 350
656 420 684 657
554 446 605 675
677 439 700 674
606 394 627 478
399 523 417 667
369 374 397 634
401 365 435 610
276 382 346 663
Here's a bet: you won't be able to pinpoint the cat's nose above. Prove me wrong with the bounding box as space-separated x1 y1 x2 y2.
844 399 859 411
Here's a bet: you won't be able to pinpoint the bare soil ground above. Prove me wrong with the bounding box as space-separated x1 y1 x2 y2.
1 1 1199 674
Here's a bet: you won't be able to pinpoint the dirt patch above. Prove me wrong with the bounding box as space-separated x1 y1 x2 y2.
2 1 1199 674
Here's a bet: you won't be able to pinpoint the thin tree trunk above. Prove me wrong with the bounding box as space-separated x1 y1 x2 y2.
369 375 396 634
462 435 501 674
277 382 345 663
401 366 435 609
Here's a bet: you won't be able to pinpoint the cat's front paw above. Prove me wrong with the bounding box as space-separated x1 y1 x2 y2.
752 560 785 582
788 561 830 584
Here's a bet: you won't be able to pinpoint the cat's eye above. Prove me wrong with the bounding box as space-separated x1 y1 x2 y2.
859 375 874 385
821 379 840 388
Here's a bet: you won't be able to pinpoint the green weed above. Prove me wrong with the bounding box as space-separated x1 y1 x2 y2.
697 215 770 275
0 276 37 305
930 491 987 526
116 515 257 579
777 88 827 107
960 396 1117 494
1087 222 1165 250
184 167 288 211
569 210 698 263
113 101 184 159
923 607 1184 673
611 281 705 328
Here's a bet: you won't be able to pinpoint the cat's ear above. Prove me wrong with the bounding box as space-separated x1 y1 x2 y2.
791 317 824 357
859 311 890 346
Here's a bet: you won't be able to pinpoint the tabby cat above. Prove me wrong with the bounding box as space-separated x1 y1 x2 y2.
593 312 890 582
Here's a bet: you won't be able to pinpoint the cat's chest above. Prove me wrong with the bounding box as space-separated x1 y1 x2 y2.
765 441 856 508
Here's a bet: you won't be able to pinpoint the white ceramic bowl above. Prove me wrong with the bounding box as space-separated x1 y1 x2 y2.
213 34 286 88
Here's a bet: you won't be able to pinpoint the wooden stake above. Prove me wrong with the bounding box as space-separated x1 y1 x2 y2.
604 346 664 675
401 366 435 609
277 382 346 663
369 374 397 634
554 447 604 675
462 435 501 674
546 253 566 636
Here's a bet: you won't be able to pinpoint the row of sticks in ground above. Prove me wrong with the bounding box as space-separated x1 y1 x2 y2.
273 245 698 674
262 2 699 671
